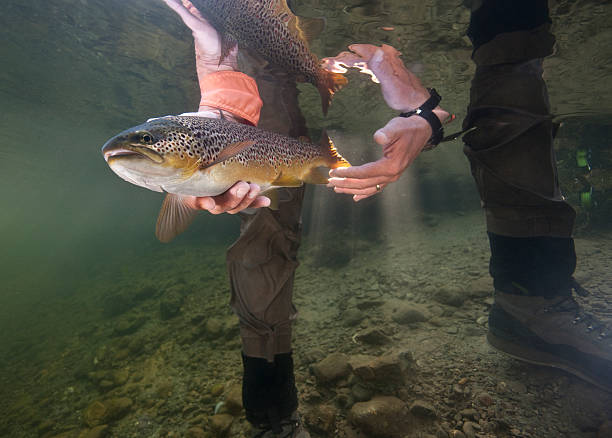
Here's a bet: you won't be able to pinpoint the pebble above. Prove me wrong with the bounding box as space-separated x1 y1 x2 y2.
409 400 437 418
475 391 494 406
476 316 488 326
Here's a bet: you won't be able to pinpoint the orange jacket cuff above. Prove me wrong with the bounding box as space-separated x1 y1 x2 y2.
198 71 263 126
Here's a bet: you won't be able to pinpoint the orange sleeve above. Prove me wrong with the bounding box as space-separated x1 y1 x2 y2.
198 71 263 126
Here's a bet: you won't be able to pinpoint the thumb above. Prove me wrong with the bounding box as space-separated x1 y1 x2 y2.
373 117 406 146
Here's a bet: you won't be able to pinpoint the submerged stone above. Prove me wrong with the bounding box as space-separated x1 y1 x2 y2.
83 398 133 427
311 353 350 384
210 414 233 437
349 396 409 437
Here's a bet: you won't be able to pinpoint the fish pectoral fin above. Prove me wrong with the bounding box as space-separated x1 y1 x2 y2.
271 172 303 187
203 140 256 169
155 194 199 243
260 188 279 210
302 166 330 185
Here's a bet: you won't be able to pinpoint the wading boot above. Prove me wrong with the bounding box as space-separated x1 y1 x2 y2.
242 353 311 438
250 411 310 438
487 233 612 392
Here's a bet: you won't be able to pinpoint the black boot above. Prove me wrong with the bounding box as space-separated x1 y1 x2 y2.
242 352 310 438
487 232 612 392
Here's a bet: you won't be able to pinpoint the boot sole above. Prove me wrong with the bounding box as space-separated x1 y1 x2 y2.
487 332 612 393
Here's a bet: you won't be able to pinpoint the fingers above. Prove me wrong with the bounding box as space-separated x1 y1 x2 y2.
186 182 270 214
347 44 379 60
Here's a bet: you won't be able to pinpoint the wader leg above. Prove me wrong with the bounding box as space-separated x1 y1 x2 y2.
228 66 308 431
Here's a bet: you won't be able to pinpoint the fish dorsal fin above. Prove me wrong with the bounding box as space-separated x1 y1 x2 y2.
202 140 256 169
155 193 199 243
293 16 325 44
272 0 324 44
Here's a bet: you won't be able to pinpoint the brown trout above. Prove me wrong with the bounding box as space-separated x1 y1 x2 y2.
102 115 350 242
188 0 347 114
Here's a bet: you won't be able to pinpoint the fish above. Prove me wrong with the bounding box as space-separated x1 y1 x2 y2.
101 115 350 242
188 0 347 114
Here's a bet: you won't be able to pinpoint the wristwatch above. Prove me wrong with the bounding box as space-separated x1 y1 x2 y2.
398 88 444 148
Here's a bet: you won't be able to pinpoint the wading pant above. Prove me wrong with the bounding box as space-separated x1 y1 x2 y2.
227 68 307 426
227 69 308 361
463 0 577 295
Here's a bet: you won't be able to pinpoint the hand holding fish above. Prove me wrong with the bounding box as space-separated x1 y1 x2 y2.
323 44 450 201
162 0 238 74
162 0 267 214
182 181 270 214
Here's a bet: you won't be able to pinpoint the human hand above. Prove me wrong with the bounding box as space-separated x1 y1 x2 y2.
162 0 238 74
183 181 270 214
328 115 432 201
322 44 448 120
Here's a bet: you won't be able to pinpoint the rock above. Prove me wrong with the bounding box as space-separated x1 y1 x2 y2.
160 291 184 320
311 353 350 384
462 421 477 438
433 288 464 307
476 316 488 326
355 299 385 310
598 420 612 438
351 383 372 402
210 414 233 437
38 420 55 435
186 427 206 438
83 398 133 427
353 328 390 345
343 308 365 327
449 430 466 438
205 318 224 337
79 425 110 438
459 408 479 421
224 384 242 415
113 316 146 336
475 391 494 407
306 404 337 434
349 396 410 437
409 400 437 418
349 352 413 385
210 383 225 397
391 304 428 325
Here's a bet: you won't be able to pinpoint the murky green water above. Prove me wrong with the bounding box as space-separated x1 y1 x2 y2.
1 1 611 437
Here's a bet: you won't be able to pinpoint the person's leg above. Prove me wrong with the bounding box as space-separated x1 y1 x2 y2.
463 0 612 391
227 67 310 436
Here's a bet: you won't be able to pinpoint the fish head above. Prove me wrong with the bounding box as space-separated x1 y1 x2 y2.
101 116 203 193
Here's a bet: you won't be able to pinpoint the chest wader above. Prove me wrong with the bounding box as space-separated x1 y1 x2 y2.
464 0 612 392
227 69 310 435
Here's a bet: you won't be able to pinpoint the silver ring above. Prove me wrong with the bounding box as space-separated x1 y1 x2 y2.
376 184 381 192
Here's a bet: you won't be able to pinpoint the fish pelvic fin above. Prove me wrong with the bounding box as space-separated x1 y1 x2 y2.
272 171 303 187
155 193 198 243
317 69 348 115
260 188 280 210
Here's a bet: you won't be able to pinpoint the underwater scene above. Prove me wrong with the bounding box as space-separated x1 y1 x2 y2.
1 0 612 437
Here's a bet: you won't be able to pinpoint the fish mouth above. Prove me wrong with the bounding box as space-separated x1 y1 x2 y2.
102 141 164 164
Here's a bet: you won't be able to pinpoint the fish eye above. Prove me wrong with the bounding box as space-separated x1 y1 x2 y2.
142 133 153 144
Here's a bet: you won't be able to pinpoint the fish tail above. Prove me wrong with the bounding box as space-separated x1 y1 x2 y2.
317 69 348 115
303 132 350 185
320 131 350 168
